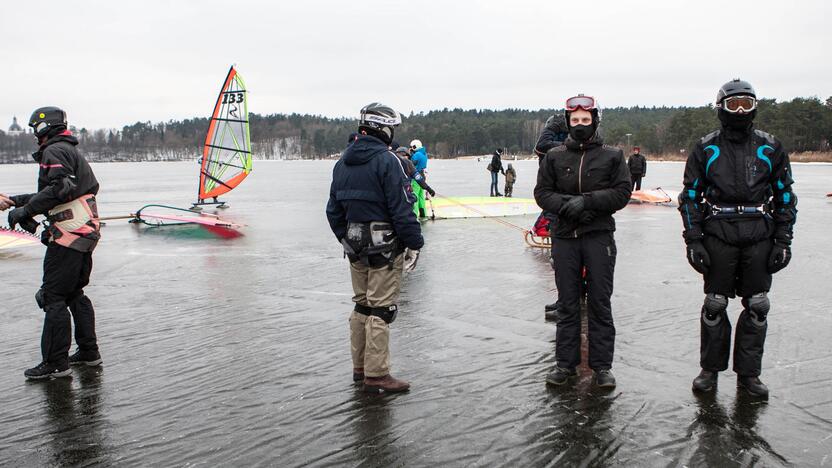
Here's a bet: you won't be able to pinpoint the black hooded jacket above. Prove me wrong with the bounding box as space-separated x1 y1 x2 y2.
11 130 99 216
326 135 424 251
534 135 632 238
628 153 646 176
678 127 797 245
490 152 504 173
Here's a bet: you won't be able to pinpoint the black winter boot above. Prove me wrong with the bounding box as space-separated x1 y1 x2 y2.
24 361 71 380
594 369 616 388
545 366 577 386
69 349 102 367
692 369 718 393
737 376 769 398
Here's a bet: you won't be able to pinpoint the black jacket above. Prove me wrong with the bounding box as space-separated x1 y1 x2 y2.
326 135 424 250
627 153 647 176
490 152 504 173
534 135 632 238
678 128 797 245
534 117 569 159
12 132 99 216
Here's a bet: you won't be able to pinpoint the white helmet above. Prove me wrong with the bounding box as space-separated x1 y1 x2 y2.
410 139 423 150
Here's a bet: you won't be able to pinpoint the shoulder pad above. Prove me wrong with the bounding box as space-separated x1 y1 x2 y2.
548 145 567 154
700 130 720 145
753 129 777 145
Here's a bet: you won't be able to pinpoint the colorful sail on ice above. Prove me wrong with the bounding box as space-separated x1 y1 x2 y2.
196 65 252 206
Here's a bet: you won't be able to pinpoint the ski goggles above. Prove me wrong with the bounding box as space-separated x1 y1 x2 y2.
31 121 50 134
565 94 597 111
721 95 756 113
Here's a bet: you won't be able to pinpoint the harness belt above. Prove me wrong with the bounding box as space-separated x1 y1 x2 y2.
707 203 770 219
353 303 398 324
342 221 399 269
46 194 100 252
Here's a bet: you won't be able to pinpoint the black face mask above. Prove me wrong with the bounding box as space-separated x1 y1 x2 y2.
569 124 594 142
718 109 755 131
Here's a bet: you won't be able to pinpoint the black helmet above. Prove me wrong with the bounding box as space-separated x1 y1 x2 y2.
358 102 401 145
29 106 67 138
716 79 755 104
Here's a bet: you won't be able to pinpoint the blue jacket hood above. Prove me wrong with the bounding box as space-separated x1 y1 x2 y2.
411 147 428 172
342 135 389 166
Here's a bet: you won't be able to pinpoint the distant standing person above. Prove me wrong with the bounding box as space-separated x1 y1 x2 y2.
409 140 429 219
326 103 424 394
679 79 797 398
395 146 436 200
504 163 517 197
534 94 632 388
489 148 505 197
628 146 647 191
2 107 103 379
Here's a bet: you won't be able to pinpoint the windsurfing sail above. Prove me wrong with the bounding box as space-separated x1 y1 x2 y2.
197 65 252 204
630 188 678 206
431 196 539 219
0 227 40 250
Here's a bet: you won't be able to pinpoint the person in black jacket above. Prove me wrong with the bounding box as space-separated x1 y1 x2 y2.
627 146 647 191
489 148 505 196
2 107 102 380
534 114 569 161
534 114 569 319
535 94 632 388
679 80 797 398
326 103 424 394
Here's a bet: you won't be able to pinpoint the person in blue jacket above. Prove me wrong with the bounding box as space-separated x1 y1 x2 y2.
408 139 429 218
326 102 424 394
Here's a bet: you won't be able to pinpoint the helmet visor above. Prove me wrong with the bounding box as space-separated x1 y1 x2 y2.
33 121 49 135
565 95 597 111
722 96 756 113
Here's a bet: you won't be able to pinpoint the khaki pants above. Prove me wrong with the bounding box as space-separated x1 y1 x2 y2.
349 254 404 377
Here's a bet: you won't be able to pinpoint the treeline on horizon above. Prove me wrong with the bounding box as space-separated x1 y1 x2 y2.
1 96 830 162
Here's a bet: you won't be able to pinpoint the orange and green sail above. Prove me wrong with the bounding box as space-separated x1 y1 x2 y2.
198 66 252 201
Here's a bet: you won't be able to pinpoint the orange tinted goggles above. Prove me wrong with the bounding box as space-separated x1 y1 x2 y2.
722 96 756 113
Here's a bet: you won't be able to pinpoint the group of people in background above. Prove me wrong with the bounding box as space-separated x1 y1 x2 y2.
487 148 517 197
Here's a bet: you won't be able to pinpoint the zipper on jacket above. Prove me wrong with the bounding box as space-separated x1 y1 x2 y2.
578 150 586 193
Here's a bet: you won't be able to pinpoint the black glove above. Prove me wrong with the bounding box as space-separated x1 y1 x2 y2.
768 241 791 273
545 114 566 133
427 187 436 197
686 240 710 275
8 207 38 234
559 196 585 220
577 210 596 225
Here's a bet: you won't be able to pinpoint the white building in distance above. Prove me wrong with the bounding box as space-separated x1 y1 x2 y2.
7 116 24 136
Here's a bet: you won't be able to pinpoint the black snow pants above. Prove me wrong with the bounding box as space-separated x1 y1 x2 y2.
39 244 98 365
552 230 617 370
630 174 643 191
700 235 773 376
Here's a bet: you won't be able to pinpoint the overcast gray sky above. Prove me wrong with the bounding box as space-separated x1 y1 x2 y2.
1 0 829 129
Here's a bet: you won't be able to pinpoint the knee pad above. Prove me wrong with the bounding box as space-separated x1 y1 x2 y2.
354 303 371 316
370 305 398 324
746 292 769 325
702 293 728 325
